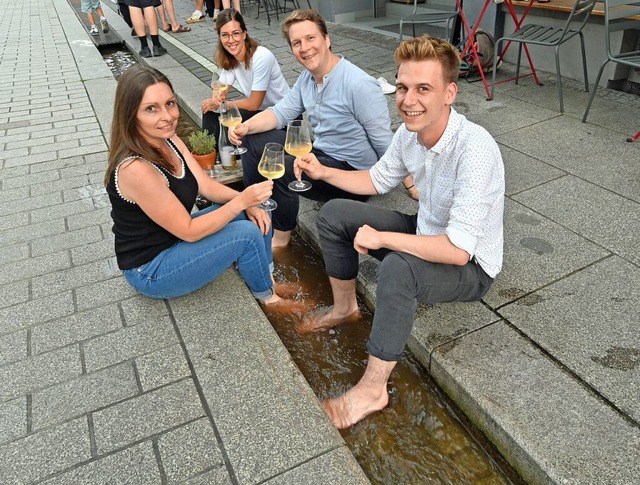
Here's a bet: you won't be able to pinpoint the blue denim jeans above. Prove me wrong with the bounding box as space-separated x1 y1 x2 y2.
123 204 274 300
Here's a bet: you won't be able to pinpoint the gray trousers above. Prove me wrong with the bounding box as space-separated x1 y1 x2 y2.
316 199 493 362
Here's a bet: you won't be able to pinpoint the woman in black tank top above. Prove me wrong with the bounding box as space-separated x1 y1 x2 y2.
105 65 292 306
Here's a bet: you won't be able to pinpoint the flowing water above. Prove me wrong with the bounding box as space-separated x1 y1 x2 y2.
102 46 522 484
271 234 520 484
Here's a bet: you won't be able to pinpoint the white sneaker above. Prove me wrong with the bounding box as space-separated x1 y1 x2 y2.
213 9 220 20
377 77 396 95
100 17 109 33
89 25 99 36
186 11 205 23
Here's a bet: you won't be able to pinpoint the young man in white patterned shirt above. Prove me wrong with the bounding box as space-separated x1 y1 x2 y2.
294 35 504 429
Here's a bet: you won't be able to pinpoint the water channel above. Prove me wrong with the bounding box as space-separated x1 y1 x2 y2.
102 45 522 484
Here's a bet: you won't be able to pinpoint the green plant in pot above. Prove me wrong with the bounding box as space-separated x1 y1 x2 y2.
187 129 217 173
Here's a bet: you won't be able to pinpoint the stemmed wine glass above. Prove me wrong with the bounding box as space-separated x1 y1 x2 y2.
257 143 285 211
284 120 312 192
220 100 247 155
210 71 228 113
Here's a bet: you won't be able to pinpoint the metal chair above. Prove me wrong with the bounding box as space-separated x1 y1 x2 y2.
490 0 597 113
399 0 459 42
582 0 640 125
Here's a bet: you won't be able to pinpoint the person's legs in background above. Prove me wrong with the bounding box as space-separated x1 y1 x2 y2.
186 0 206 23
204 0 221 18
221 0 241 14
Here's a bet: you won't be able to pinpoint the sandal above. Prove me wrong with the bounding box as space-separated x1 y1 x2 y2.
162 25 171 32
171 25 191 33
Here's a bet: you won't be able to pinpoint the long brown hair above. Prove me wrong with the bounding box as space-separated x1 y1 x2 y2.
104 65 175 186
214 8 259 70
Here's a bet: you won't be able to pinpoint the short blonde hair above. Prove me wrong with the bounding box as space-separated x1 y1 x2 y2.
281 9 328 46
395 35 460 84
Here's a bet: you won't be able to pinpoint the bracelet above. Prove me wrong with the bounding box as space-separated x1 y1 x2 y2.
404 184 414 191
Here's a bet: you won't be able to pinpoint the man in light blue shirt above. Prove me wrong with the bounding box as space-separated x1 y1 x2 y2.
231 9 392 248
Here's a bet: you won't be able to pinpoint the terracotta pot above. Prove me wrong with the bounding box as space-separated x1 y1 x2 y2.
191 150 217 171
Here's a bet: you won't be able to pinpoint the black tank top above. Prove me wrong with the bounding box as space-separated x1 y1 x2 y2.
107 138 199 270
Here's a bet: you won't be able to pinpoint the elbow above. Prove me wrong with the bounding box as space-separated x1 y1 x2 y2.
452 249 471 266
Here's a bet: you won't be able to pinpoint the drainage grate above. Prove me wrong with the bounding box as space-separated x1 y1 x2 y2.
607 79 640 96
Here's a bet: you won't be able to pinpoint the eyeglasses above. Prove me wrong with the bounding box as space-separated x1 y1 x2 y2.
220 30 243 41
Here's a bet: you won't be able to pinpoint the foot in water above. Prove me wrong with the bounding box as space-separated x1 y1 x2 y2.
323 385 389 429
295 307 361 334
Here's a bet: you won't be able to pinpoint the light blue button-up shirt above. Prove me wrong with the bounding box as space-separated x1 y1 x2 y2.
269 57 392 169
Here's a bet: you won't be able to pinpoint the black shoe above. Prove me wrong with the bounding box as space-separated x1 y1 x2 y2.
139 47 152 58
153 46 167 57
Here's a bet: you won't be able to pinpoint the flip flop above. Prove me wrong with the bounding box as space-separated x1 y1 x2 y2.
172 25 191 33
162 25 171 32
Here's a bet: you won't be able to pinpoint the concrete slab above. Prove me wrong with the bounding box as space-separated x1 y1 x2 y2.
497 115 640 203
169 270 366 483
500 255 640 422
512 175 640 266
485 198 611 308
431 321 640 484
500 145 566 197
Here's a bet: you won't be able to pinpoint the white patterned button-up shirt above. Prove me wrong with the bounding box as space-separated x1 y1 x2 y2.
369 108 504 278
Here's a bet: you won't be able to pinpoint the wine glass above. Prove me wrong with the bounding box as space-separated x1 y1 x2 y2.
284 120 312 192
211 71 228 113
220 100 247 155
257 143 285 211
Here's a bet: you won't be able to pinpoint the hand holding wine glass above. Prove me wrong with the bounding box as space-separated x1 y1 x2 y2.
257 143 285 211
220 100 247 155
285 120 312 192
211 72 228 113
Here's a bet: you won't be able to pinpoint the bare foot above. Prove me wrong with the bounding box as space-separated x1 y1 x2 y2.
272 229 291 249
260 295 307 316
273 281 301 298
323 386 389 429
295 307 361 334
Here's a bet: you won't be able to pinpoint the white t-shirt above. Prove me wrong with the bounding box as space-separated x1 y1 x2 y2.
215 46 289 111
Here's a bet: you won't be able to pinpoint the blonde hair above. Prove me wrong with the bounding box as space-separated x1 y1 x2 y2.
281 9 329 46
395 35 460 84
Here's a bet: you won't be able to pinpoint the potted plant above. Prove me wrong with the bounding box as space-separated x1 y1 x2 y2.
187 129 217 173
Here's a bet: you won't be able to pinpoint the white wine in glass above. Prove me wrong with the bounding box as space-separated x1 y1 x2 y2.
220 100 247 155
211 71 228 113
257 143 285 211
285 120 312 192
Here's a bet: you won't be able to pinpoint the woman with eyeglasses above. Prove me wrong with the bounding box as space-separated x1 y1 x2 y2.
201 9 289 148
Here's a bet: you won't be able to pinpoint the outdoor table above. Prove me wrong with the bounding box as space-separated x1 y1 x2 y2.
456 0 539 99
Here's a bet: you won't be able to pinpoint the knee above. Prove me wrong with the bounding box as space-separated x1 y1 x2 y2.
378 253 415 292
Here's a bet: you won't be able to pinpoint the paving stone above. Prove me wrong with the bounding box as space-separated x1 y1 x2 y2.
0 241 28 265
0 330 26 366
92 379 205 455
500 145 566 196
265 446 368 484
0 191 63 218
29 198 96 224
485 198 611 308
181 467 232 484
30 153 84 173
0 218 66 245
0 291 74 335
0 417 91 484
0 397 26 445
0 249 71 286
157 418 224 482
32 362 138 431
31 257 120 298
120 295 170 325
75 276 138 311
31 225 102 257
0 344 82 402
431 322 640 484
0 185 29 204
40 441 161 485
71 237 115 266
513 176 640 266
83 317 179 373
0 279 30 311
136 344 191 392
66 207 112 231
31 304 123 355
500 256 640 422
